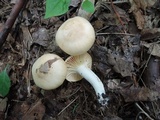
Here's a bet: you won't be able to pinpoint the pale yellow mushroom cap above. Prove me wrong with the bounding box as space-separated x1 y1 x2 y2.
65 53 92 82
56 16 95 55
32 53 67 90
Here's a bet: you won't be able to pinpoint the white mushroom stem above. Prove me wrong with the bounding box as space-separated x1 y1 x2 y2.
65 53 109 106
77 65 109 106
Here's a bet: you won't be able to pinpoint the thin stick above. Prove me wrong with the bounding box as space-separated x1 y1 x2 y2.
96 32 136 36
110 0 126 33
135 102 154 120
138 52 152 85
0 0 27 48
106 0 129 4
58 96 79 115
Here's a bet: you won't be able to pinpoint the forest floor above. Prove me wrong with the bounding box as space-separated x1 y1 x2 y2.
0 0 160 120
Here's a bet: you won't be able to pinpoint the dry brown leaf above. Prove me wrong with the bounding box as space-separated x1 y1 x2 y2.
10 0 17 4
142 56 160 93
107 79 121 90
129 0 156 29
133 10 145 29
21 26 33 50
21 27 33 66
22 100 45 120
120 86 159 102
146 0 157 7
32 28 50 47
141 28 160 41
107 51 134 77
70 0 81 7
0 98 7 112
142 42 160 57
129 0 156 12
148 43 160 57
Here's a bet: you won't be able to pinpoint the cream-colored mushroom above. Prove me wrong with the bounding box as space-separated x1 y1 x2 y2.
56 16 95 56
65 52 109 106
32 53 67 90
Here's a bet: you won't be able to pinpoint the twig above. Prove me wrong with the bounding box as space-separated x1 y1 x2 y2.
58 96 79 115
0 0 27 48
110 0 126 33
138 52 152 85
106 0 129 4
96 32 136 36
59 86 81 99
135 102 154 120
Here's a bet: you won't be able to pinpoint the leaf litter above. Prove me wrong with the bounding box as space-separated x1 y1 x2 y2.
0 0 160 119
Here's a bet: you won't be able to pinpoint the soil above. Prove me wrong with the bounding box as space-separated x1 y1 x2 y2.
0 0 160 120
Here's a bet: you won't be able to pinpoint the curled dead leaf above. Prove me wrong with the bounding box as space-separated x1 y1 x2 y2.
133 10 145 29
129 0 156 29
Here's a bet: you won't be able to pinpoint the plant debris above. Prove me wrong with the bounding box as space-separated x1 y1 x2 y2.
0 0 160 119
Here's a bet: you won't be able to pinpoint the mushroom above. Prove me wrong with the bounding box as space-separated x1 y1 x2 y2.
65 53 109 106
56 16 95 56
32 53 67 90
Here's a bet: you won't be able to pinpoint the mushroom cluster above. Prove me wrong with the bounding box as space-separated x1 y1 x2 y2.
31 16 109 106
56 16 109 106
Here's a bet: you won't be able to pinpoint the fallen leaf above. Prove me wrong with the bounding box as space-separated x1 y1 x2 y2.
133 10 145 29
10 0 17 4
142 42 160 57
146 0 157 7
70 0 81 7
107 79 121 90
0 97 7 112
120 86 159 102
129 0 156 12
22 99 45 120
129 0 156 29
142 56 160 92
91 45 111 77
32 28 50 47
141 28 160 41
21 26 33 50
107 51 134 77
